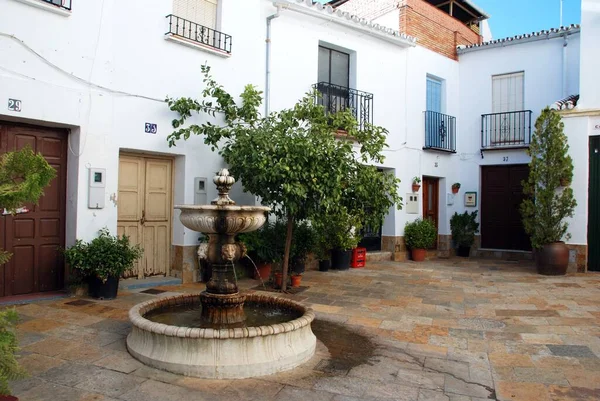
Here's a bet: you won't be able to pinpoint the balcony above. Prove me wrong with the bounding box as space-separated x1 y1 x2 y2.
481 110 532 150
423 111 456 153
314 82 373 131
165 14 232 54
41 0 71 10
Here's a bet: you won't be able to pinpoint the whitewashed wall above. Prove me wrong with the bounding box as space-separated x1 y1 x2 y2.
579 0 600 109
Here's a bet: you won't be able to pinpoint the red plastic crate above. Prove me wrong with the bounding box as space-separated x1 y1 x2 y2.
351 247 366 268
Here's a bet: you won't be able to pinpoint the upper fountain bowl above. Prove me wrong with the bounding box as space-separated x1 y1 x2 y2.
175 204 271 234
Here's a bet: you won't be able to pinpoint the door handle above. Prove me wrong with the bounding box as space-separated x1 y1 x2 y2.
141 210 146 225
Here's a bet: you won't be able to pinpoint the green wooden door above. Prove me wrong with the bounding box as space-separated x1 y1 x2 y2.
589 136 600 272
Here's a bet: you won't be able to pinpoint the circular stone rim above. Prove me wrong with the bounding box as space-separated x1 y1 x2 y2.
129 293 315 339
175 205 271 212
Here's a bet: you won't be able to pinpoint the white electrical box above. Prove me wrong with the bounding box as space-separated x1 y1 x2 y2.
88 168 106 209
194 177 208 205
406 193 419 214
447 193 455 206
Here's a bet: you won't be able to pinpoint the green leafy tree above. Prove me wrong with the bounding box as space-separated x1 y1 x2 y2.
521 108 577 249
0 147 54 395
166 66 401 291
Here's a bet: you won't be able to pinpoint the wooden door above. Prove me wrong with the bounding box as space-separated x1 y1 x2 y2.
481 165 531 251
589 136 600 271
0 122 67 297
422 177 439 249
117 155 172 279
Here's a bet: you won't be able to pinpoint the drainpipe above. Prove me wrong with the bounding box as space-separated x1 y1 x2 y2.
562 33 569 98
265 5 282 116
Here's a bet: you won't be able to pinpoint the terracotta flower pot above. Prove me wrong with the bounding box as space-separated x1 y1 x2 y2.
253 263 272 280
559 178 570 187
536 242 569 276
291 275 302 287
0 395 19 401
411 248 426 262
412 184 421 192
452 187 459 194
273 272 283 288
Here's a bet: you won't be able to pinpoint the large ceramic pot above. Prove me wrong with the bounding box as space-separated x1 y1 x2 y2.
318 259 330 272
411 248 426 262
253 263 272 280
331 249 352 270
536 242 569 276
456 246 471 257
88 276 119 300
0 395 19 401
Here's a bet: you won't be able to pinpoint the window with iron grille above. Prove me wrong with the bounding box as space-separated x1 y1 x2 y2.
167 0 231 54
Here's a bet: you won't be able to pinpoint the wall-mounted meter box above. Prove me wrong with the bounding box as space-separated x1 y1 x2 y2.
406 193 419 214
88 168 106 209
194 177 207 205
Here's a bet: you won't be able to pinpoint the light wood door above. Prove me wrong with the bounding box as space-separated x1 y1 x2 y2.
117 155 172 279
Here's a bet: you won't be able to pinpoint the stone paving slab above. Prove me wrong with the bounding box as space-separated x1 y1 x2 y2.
4 258 600 400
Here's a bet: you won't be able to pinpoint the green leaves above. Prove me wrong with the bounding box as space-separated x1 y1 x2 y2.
450 211 479 247
0 308 27 395
521 108 577 248
404 218 437 250
62 228 143 282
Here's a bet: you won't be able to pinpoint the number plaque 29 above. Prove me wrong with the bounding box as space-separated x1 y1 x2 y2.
8 99 22 112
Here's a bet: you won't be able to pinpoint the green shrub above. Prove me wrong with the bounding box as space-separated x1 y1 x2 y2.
238 222 284 264
450 211 480 248
404 218 437 249
63 228 143 282
313 208 362 251
0 308 26 395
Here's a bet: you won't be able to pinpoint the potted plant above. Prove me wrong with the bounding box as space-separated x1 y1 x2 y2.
450 211 479 257
63 228 143 299
404 218 437 262
521 108 577 276
238 222 282 281
290 272 303 287
290 221 316 275
0 309 26 400
451 183 461 194
314 209 362 271
412 177 422 192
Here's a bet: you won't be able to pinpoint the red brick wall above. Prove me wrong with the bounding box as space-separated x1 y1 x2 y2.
399 0 482 60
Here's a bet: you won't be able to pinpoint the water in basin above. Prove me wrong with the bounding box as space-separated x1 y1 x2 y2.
145 300 303 329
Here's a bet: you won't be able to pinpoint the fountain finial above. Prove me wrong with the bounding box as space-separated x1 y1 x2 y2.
212 169 236 206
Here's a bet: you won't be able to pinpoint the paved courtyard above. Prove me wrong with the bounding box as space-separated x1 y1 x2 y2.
6 259 600 401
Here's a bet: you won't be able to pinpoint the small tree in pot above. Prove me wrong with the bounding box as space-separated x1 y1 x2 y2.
450 211 479 257
521 108 576 275
238 222 283 281
404 218 437 262
63 228 143 299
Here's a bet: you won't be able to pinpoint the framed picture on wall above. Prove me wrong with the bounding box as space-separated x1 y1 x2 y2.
465 192 477 207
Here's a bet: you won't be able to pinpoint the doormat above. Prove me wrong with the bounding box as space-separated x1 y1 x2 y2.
250 285 309 294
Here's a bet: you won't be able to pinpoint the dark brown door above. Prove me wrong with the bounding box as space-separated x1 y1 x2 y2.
481 165 531 251
422 177 439 248
0 122 67 297
589 136 600 271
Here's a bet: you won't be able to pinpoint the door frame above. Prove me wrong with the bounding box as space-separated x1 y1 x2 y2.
0 120 69 297
118 151 175 279
422 176 440 249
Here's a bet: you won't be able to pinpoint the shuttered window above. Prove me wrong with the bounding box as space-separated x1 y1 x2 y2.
492 72 524 113
173 0 218 29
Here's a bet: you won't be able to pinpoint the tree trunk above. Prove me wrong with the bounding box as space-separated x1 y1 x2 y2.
281 214 295 292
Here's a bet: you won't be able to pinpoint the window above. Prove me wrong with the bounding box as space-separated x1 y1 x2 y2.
318 46 350 88
173 0 218 30
492 72 524 113
426 76 442 113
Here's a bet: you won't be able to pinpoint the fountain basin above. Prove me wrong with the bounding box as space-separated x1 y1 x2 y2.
176 205 270 234
127 293 316 379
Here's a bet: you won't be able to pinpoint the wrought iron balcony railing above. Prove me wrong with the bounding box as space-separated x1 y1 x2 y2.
424 111 456 153
165 14 232 54
41 0 71 10
481 110 532 149
313 82 373 131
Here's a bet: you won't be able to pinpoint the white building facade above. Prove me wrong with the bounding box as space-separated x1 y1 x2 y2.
0 0 597 297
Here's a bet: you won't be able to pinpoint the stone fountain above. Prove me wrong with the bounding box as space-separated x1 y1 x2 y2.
127 169 316 379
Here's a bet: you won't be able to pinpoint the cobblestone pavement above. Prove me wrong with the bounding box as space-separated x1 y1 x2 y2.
6 258 600 401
